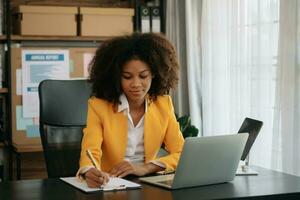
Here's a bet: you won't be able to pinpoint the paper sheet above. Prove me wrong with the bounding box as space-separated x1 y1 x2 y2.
16 105 33 130
16 69 22 95
26 125 40 138
83 53 94 78
60 177 141 192
22 50 70 118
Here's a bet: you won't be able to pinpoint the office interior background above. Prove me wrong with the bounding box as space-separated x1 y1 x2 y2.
0 0 299 180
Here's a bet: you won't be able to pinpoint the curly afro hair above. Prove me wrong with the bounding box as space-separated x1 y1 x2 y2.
89 32 179 104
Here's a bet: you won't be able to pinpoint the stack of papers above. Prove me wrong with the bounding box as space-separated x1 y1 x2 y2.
60 177 141 192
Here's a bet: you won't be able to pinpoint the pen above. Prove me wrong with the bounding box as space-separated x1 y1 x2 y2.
86 149 111 187
101 184 127 191
86 149 100 170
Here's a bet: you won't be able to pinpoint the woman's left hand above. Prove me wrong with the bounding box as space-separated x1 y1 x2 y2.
109 161 163 178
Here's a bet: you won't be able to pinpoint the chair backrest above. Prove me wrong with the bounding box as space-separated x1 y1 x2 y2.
38 79 92 178
0 160 3 182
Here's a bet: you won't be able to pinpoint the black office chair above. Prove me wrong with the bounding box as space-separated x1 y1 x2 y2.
38 79 91 178
0 160 3 182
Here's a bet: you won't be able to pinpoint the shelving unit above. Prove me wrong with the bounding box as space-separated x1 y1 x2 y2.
0 0 10 173
1 0 166 180
0 88 7 93
10 35 112 42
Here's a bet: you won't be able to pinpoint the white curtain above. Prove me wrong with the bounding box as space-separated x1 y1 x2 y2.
201 0 300 176
166 0 203 132
201 0 281 171
185 1 203 132
167 0 300 176
272 0 300 176
166 0 190 117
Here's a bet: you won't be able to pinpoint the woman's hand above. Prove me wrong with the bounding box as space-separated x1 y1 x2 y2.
109 161 164 178
84 168 109 188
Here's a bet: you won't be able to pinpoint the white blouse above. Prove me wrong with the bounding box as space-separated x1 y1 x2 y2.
119 94 164 168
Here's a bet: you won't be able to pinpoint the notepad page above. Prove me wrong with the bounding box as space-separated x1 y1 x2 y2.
60 177 141 192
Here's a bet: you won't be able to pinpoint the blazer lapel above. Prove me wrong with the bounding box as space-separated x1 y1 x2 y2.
113 111 128 161
144 103 164 162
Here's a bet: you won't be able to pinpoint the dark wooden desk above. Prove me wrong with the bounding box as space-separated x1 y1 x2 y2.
1 167 300 200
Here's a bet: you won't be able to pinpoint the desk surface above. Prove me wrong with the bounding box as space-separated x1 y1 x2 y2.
1 166 300 200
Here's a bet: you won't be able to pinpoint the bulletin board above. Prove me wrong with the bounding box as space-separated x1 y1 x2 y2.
10 47 96 152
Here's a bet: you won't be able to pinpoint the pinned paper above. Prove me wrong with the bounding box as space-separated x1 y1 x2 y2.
26 125 40 138
69 59 74 73
83 53 94 78
22 49 70 118
16 69 22 95
33 117 40 125
16 105 33 130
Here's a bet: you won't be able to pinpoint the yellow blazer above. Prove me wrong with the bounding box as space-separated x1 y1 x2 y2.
79 95 184 172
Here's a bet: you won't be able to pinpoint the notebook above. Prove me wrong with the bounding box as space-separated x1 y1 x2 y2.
60 177 141 192
139 134 248 189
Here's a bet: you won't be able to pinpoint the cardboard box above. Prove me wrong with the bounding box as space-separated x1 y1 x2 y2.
79 7 134 36
13 5 78 36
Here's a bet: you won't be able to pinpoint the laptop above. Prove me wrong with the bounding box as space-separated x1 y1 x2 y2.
139 134 248 189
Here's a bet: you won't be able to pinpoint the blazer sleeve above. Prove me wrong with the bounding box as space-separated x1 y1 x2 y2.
78 99 104 172
155 96 184 172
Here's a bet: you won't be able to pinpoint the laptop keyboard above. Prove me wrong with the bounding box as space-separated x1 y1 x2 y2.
157 179 174 186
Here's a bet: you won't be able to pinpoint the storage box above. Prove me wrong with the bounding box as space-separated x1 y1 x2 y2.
79 7 134 37
13 5 78 36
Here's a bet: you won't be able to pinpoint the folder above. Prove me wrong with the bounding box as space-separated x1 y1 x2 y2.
151 7 161 33
141 6 150 33
60 177 141 192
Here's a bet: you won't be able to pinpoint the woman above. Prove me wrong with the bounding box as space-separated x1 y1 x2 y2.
77 33 184 188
